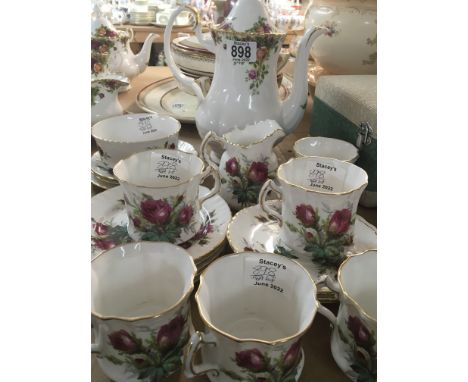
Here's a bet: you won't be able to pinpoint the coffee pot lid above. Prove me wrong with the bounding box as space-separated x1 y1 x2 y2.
218 0 276 33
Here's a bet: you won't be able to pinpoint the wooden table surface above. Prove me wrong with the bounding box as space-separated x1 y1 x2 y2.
91 66 376 382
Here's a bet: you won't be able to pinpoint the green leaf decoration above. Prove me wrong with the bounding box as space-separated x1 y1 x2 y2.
221 369 245 381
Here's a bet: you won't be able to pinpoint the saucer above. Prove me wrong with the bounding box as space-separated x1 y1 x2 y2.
136 76 293 124
91 171 118 190
91 186 231 266
91 140 198 182
227 201 377 301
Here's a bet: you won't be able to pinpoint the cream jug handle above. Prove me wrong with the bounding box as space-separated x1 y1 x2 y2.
199 164 221 205
184 331 219 378
200 131 224 170
259 179 283 225
163 6 205 101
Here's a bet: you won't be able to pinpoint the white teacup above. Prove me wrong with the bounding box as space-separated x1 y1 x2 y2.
113 149 220 243
320 250 377 382
91 242 197 382
293 137 359 163
259 156 368 271
183 252 336 381
91 113 181 168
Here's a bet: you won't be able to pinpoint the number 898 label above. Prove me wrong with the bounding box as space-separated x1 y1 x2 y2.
229 41 257 64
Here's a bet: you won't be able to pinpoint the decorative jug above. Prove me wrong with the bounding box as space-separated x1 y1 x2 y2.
200 120 285 210
91 75 129 125
91 4 156 81
163 0 327 138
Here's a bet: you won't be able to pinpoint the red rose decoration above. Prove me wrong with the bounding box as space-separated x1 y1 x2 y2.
328 209 352 235
295 204 316 227
140 199 172 225
282 340 301 370
225 157 240 176
347 316 371 347
256 47 268 61
247 162 268 184
235 349 267 372
93 222 108 236
177 205 193 226
93 239 116 250
108 330 138 353
156 315 185 350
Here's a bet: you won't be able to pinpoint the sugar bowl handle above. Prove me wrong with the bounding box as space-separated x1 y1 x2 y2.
184 331 219 378
259 179 283 225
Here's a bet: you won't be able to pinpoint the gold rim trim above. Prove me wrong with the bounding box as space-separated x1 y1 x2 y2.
113 148 207 189
277 156 368 196
91 241 197 322
210 27 286 39
91 113 181 144
337 250 377 323
195 252 319 345
293 137 360 163
221 125 284 149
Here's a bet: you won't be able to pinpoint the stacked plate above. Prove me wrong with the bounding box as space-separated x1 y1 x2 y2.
129 10 155 25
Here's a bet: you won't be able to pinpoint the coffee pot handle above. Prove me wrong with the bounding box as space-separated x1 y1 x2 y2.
184 331 219 378
163 6 205 101
259 179 283 225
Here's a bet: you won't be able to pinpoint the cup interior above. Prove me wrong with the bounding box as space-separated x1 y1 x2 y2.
91 113 180 144
278 156 367 194
113 149 204 188
91 242 195 319
224 120 282 146
197 252 317 342
340 250 377 319
294 137 359 162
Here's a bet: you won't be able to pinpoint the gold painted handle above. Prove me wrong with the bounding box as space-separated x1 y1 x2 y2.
259 179 283 225
184 331 219 378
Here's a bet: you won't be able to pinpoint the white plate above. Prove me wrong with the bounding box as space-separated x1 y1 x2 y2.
91 186 231 266
227 201 377 300
137 76 293 124
91 140 198 182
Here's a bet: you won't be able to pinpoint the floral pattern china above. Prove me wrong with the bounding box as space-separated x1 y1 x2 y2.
227 201 377 286
91 185 231 263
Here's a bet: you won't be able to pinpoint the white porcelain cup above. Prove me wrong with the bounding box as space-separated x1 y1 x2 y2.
259 156 368 271
113 149 220 243
293 137 359 163
183 252 336 381
91 113 181 168
319 250 377 382
91 242 197 382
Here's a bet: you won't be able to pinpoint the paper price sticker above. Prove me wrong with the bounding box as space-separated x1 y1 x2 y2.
244 257 293 296
307 161 347 192
229 40 257 65
138 116 158 136
151 153 182 182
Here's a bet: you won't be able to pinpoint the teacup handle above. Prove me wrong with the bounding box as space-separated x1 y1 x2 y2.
315 275 340 326
259 179 283 225
184 331 219 378
199 164 221 205
91 323 106 354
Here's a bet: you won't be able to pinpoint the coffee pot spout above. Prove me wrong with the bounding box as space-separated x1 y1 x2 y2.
281 26 327 134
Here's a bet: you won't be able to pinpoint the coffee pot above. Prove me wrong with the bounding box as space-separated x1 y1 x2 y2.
163 0 327 138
